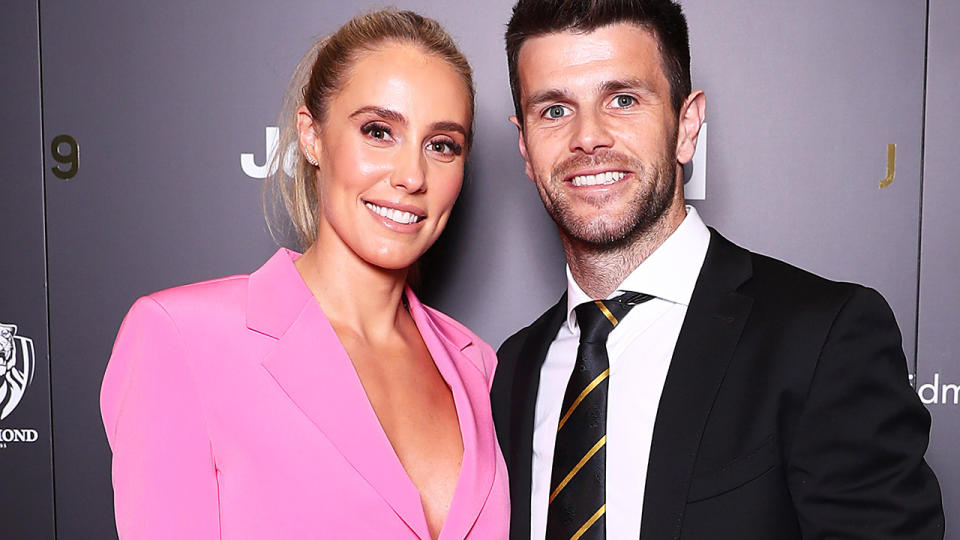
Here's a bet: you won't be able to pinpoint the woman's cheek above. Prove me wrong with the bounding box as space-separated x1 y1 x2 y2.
438 168 465 211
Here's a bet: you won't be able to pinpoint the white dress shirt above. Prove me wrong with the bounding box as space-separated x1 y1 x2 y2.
530 206 711 539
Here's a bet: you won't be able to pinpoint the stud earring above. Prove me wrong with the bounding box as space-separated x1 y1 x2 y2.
305 152 318 167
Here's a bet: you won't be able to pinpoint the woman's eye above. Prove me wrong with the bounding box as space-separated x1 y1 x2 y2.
545 105 569 119
361 122 392 141
427 139 463 157
612 95 636 108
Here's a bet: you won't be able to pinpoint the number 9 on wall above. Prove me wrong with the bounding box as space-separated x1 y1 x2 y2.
50 134 79 180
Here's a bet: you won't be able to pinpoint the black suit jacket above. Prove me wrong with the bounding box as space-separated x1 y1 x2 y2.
492 229 943 539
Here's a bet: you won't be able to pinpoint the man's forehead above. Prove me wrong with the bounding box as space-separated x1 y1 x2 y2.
517 22 661 65
516 23 666 95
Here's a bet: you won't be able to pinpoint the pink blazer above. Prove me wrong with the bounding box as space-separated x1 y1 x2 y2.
101 249 510 539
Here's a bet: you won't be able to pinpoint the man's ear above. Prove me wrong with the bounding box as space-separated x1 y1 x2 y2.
676 90 706 165
509 115 535 181
296 105 321 165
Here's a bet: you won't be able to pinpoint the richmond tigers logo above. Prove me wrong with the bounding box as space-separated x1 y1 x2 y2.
0 323 35 421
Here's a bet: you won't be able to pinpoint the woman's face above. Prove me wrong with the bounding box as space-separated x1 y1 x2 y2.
302 43 471 271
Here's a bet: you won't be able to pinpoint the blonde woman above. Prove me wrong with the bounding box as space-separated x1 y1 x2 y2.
101 10 508 539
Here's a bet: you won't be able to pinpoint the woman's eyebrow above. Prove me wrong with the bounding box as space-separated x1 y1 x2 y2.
429 121 467 138
350 106 407 125
350 107 464 137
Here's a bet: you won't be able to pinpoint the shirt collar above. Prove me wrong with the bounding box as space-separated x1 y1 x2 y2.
564 205 711 332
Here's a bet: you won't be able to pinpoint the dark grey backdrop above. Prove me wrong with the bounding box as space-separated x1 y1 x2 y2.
2 0 956 538
918 0 960 527
0 2 55 540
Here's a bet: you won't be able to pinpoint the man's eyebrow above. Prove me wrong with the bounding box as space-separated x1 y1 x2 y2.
599 78 657 96
524 88 572 110
350 106 407 125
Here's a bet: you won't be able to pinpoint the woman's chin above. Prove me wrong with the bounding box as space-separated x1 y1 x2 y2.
359 246 426 274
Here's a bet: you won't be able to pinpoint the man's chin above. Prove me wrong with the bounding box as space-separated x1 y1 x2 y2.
556 216 638 248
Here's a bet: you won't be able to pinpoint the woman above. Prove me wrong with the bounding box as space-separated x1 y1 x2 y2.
100 9 508 539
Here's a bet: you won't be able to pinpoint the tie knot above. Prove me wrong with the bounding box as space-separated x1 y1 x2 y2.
574 291 653 343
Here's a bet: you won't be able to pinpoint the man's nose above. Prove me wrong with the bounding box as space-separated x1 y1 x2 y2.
569 109 614 154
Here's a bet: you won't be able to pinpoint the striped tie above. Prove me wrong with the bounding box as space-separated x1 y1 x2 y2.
545 291 653 540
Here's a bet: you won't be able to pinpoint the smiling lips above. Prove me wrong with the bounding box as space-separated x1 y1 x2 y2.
364 201 425 225
569 171 627 187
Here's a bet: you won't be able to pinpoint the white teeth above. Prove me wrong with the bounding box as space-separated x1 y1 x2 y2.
364 202 422 225
571 171 626 186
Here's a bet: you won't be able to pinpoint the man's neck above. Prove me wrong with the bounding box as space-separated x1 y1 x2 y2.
565 202 687 299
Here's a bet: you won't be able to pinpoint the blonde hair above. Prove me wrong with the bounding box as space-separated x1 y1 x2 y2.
265 9 475 249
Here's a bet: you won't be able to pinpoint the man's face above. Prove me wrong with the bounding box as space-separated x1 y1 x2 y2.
512 23 684 248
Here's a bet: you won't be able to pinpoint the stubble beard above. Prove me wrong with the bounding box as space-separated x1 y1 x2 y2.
534 148 678 254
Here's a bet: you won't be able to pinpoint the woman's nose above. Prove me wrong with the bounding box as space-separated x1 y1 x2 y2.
390 147 427 193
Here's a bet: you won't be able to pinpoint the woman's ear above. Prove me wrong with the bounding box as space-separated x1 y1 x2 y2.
296 105 321 166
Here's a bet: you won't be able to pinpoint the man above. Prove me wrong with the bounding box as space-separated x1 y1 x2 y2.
490 1 944 539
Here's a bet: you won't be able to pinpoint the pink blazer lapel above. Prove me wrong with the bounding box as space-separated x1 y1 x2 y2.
248 251 431 539
405 288 497 540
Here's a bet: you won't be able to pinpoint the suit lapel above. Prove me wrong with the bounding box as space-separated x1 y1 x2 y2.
405 289 495 540
506 296 567 540
640 230 754 539
249 251 431 539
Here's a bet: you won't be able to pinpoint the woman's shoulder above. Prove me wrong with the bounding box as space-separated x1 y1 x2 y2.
149 273 249 313
136 273 249 322
104 274 254 427
116 273 256 350
122 248 301 333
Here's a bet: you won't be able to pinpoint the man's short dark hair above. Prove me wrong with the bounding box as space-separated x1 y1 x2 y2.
505 0 691 122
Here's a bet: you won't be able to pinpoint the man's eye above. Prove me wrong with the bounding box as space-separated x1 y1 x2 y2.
613 95 636 108
545 105 568 119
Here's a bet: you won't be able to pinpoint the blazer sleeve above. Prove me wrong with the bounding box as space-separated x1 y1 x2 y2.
786 286 944 539
100 296 221 539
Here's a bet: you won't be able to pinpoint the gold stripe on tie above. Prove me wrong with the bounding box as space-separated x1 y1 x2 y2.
549 435 607 503
557 368 610 431
570 504 606 540
595 301 618 326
